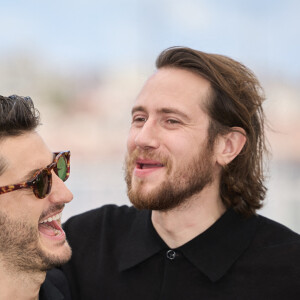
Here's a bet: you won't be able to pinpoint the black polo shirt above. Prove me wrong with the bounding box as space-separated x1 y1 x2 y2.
40 269 72 300
62 205 300 300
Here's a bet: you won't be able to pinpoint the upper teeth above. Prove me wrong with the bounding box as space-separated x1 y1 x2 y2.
39 212 62 224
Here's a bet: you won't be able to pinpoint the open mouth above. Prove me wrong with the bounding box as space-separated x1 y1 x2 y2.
134 159 165 178
136 162 164 169
38 212 64 238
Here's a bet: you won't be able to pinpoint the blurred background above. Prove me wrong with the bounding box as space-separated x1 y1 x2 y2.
0 0 299 233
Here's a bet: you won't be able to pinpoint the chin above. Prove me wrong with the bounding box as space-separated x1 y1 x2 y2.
132 179 159 194
38 240 72 269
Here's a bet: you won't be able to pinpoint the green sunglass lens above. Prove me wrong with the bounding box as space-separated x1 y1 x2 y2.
57 156 67 181
35 170 50 198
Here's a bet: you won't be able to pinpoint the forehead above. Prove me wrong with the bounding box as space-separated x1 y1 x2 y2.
0 132 53 185
134 67 211 114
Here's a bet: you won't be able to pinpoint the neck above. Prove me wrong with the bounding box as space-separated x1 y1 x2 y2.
0 260 46 300
151 182 226 249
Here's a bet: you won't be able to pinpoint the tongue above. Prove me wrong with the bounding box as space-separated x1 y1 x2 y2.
39 220 62 236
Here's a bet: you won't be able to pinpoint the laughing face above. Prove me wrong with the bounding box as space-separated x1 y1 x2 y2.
125 67 218 211
0 132 73 272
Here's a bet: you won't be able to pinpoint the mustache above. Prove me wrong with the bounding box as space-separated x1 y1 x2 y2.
126 149 170 166
39 204 65 221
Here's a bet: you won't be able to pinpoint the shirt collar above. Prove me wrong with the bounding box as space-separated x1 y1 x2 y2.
119 209 166 271
119 208 258 282
39 277 64 300
179 208 258 282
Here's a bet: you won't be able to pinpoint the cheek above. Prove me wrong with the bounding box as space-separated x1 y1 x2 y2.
165 134 195 155
1 194 42 221
166 135 205 163
127 130 137 152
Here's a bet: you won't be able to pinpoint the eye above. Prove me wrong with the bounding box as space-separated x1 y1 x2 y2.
166 119 180 124
132 116 146 123
160 118 182 130
132 115 147 125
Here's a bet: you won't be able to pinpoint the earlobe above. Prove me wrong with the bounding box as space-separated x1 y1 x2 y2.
216 127 246 166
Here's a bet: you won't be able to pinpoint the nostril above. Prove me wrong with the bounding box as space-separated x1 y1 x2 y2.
134 134 159 150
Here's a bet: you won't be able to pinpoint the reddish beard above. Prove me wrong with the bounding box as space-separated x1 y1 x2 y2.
125 145 214 211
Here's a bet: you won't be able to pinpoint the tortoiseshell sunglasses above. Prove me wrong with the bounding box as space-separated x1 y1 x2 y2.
0 151 70 199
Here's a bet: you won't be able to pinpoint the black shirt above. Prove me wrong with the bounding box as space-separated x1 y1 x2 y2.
40 269 72 300
62 205 300 300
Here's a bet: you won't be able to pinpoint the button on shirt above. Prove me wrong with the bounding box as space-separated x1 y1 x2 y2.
62 205 300 300
166 249 176 260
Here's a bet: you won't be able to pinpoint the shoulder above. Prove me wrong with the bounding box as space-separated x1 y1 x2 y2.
255 215 300 244
250 214 300 259
63 205 142 244
64 204 138 230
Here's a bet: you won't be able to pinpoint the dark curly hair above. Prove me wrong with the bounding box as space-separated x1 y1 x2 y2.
0 95 40 174
156 47 268 217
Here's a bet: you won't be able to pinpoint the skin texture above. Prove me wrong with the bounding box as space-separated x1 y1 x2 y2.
126 68 246 248
126 68 214 204
0 131 73 300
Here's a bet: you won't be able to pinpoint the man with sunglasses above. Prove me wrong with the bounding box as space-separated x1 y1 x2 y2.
62 47 300 300
0 95 73 299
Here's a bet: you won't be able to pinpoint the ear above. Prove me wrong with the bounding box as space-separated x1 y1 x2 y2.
215 127 247 166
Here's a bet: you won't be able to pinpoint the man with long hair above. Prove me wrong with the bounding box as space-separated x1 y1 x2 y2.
63 47 300 299
0 95 73 299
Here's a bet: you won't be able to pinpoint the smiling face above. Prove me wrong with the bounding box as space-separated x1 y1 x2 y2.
125 67 220 211
0 131 73 272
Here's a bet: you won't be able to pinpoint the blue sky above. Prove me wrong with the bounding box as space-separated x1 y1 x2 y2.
0 0 300 79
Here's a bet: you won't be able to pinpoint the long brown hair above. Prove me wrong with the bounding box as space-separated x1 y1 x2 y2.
156 47 268 217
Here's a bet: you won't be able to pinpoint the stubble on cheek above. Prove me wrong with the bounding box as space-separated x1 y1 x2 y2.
0 211 71 273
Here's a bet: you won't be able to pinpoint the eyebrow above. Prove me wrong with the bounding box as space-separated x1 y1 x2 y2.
158 108 190 121
131 106 191 121
21 168 41 182
0 157 8 176
131 106 146 115
20 153 55 182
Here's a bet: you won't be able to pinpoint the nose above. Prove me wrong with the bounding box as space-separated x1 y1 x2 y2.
134 119 160 150
47 172 73 204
